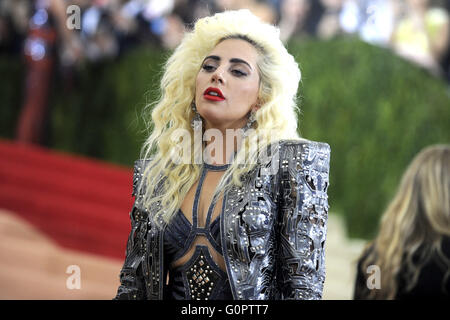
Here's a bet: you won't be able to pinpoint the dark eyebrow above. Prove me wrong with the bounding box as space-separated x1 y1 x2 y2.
202 55 253 70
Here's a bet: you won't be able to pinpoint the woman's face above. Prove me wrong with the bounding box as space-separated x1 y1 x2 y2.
195 38 261 131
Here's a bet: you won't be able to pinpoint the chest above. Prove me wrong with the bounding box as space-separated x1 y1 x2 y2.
180 166 228 228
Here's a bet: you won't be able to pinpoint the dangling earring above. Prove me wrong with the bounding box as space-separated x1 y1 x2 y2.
242 109 257 138
191 100 202 131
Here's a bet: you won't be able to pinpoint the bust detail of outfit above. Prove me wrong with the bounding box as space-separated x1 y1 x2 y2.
114 140 330 300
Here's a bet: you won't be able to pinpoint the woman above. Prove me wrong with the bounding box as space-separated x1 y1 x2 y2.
354 145 450 299
114 9 330 300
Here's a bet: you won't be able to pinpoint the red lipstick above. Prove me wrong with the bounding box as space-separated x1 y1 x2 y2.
203 87 225 101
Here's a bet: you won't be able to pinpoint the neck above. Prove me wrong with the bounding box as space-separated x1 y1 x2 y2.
203 119 247 165
203 129 244 165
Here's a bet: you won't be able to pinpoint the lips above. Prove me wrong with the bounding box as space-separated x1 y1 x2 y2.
203 87 225 101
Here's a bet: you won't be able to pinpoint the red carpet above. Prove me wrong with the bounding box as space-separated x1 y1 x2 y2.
0 140 134 260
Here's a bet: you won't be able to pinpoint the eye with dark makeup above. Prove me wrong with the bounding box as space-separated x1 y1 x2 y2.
202 64 215 71
201 63 248 77
231 69 247 77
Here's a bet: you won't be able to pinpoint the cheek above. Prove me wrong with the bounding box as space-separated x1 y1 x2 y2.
195 72 209 96
237 80 259 103
195 74 202 97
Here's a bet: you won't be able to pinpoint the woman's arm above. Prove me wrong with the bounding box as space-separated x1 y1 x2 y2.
276 141 331 300
113 161 149 300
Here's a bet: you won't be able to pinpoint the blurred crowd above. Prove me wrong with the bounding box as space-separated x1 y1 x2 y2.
0 0 449 144
1 0 449 77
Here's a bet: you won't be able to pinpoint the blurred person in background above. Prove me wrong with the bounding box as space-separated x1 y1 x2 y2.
389 0 449 77
0 0 31 54
14 0 186 145
339 0 399 47
277 0 341 42
278 0 312 42
434 0 450 83
117 0 185 50
172 0 220 26
16 0 60 145
215 0 277 23
354 144 450 299
315 0 347 39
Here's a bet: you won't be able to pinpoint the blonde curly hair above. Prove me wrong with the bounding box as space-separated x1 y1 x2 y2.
359 144 450 299
138 9 305 226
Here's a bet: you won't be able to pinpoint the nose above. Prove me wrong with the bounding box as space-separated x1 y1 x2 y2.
211 67 225 85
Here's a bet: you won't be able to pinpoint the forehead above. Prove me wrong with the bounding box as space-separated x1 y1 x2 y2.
207 38 260 65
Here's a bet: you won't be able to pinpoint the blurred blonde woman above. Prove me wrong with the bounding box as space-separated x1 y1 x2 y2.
354 144 450 299
113 9 330 300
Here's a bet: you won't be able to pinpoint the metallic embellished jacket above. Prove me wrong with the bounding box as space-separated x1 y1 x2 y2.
114 139 330 300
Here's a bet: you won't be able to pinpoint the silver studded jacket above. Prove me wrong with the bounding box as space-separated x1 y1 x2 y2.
114 139 330 300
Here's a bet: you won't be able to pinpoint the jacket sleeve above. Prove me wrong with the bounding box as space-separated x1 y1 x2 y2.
113 161 149 300
276 141 330 300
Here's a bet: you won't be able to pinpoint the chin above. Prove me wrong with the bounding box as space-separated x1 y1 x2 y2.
201 114 227 128
198 103 224 116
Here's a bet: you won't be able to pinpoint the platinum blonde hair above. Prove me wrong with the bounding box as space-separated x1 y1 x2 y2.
359 144 450 299
138 9 305 226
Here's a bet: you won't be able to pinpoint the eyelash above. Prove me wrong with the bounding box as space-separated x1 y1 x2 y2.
202 64 247 77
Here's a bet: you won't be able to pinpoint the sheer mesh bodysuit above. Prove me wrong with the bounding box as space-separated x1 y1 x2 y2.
163 162 233 300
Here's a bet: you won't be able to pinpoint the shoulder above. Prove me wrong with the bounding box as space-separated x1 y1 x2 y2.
277 138 330 155
268 139 331 196
276 138 331 172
